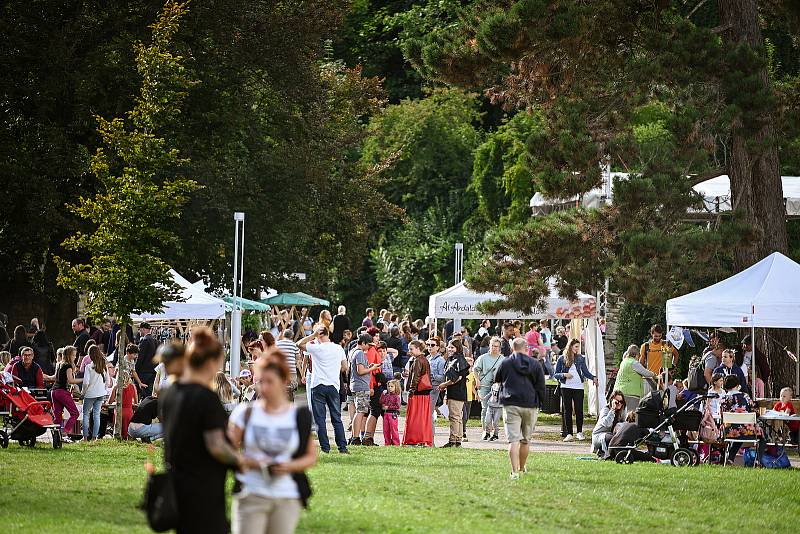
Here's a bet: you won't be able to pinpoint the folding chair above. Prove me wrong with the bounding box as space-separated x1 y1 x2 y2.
721 411 760 467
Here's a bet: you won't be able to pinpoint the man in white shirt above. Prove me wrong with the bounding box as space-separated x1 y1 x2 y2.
299 325 349 454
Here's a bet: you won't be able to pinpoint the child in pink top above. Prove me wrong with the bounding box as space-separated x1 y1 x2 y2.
525 322 543 357
381 380 402 445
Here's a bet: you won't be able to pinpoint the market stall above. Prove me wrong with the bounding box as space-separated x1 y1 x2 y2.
428 279 606 415
130 270 227 340
666 252 800 393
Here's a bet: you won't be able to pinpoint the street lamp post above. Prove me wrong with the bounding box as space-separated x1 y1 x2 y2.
230 212 245 378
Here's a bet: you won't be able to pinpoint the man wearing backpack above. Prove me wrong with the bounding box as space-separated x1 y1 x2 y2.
638 325 678 381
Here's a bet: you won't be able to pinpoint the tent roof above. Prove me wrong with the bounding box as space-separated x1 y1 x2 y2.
261 292 330 307
429 280 596 320
529 174 800 216
131 269 227 321
666 252 800 328
223 296 271 312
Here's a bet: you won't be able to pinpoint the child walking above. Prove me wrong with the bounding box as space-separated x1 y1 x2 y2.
81 345 108 441
484 382 503 441
381 380 402 445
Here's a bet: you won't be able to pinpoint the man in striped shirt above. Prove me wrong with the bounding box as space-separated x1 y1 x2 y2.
276 328 300 399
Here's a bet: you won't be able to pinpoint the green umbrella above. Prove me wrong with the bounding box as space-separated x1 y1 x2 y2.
260 292 330 307
223 296 271 312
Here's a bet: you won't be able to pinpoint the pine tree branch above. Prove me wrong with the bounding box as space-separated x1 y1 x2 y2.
688 166 727 186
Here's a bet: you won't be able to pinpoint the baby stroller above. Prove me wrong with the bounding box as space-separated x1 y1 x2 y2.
0 374 63 449
614 389 705 467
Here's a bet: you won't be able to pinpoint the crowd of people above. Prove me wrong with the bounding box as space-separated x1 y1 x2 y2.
2 308 795 531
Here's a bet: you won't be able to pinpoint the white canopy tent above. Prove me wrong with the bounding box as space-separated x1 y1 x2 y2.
428 280 606 415
131 269 227 322
428 280 597 321
666 252 800 392
530 173 800 217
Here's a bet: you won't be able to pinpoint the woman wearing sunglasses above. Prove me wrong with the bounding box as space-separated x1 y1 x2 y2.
591 390 627 456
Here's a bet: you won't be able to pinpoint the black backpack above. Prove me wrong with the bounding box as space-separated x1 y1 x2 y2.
687 355 706 392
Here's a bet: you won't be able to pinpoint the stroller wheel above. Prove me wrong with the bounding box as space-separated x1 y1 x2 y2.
615 450 633 464
671 447 694 467
0 430 8 449
52 429 62 449
689 448 700 466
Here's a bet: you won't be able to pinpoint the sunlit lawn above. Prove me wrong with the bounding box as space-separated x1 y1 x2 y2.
2 440 798 533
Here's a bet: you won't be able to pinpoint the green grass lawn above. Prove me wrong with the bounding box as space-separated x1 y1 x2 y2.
2 441 798 533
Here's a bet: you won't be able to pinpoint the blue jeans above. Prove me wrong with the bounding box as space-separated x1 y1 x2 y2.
82 396 104 440
429 389 440 428
311 385 347 452
128 422 163 441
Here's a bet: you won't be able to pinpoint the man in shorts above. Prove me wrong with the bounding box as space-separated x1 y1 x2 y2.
349 334 380 445
494 338 546 480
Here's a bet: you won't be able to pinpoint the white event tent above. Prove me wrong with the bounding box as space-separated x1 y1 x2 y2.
428 280 606 414
666 252 800 391
131 269 227 322
428 280 597 320
529 173 800 217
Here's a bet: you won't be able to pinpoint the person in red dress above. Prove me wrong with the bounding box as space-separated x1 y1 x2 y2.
403 340 433 446
109 369 138 439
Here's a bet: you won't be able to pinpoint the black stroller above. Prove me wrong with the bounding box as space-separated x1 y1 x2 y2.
613 389 706 466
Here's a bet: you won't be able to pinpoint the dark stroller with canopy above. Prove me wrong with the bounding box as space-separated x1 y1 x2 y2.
613 389 705 466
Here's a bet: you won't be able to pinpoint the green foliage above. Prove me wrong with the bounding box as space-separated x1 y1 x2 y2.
361 88 483 217
471 111 544 227
613 302 666 364
370 207 456 317
54 1 198 323
360 88 483 313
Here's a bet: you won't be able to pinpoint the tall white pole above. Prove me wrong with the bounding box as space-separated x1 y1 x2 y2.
453 243 464 338
230 212 245 379
751 323 756 397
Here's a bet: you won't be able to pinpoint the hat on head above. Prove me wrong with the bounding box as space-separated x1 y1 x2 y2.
239 369 252 378
741 335 752 345
140 322 151 330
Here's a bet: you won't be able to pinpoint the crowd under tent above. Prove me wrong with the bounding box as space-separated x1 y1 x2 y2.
428 280 606 415
666 252 800 393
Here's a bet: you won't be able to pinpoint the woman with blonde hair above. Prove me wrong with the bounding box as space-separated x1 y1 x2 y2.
212 371 237 414
81 345 108 441
554 339 597 442
613 344 657 413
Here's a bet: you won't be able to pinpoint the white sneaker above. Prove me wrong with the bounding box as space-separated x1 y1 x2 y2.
563 434 574 442
575 432 585 441
510 472 520 480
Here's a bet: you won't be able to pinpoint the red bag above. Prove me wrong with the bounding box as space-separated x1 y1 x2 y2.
418 370 432 391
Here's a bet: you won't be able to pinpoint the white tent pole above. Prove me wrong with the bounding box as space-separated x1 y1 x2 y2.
751 323 756 398
796 328 799 394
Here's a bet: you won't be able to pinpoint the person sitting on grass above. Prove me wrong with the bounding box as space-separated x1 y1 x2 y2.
592 391 626 456
128 393 162 442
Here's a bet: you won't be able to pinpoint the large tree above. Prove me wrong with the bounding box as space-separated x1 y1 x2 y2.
55 0 198 438
0 1 395 334
405 0 799 388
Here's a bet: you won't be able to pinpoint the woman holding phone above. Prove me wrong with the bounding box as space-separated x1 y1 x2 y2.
229 347 316 533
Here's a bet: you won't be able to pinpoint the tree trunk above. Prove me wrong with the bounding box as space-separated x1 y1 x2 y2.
114 326 128 440
718 0 788 270
718 1 793 392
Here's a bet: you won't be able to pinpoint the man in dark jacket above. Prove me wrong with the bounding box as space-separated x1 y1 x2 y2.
71 318 90 358
136 323 159 395
494 338 546 480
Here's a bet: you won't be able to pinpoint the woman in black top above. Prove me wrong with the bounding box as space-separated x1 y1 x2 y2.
160 327 259 533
